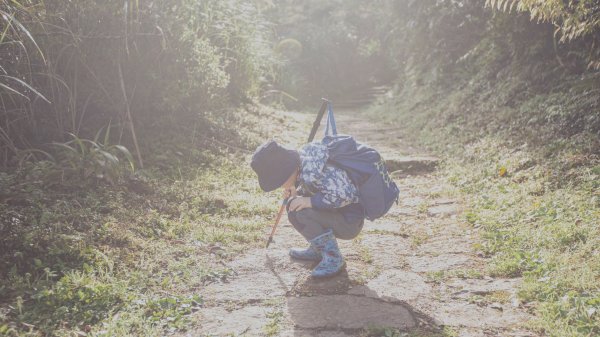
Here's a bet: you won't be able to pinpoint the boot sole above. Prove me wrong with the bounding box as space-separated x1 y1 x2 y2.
310 261 346 279
290 255 322 262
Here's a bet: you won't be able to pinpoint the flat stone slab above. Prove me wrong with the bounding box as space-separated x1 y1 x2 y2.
358 235 411 268
195 305 270 336
456 327 489 337
427 204 459 217
407 254 471 273
386 156 439 174
349 270 431 302
226 245 291 272
387 207 417 217
432 198 457 205
447 278 521 295
287 295 416 330
430 301 526 328
290 270 354 296
417 237 472 255
365 219 407 234
401 196 425 207
204 270 294 302
203 249 302 302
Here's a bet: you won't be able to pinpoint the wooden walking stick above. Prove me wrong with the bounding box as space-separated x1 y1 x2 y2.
265 98 330 248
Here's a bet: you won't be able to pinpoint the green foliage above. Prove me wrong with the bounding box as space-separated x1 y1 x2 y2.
2 1 600 336
0 0 278 166
26 270 128 331
263 309 284 336
143 295 202 330
265 0 397 104
51 128 135 185
0 106 282 336
488 0 600 41
370 101 599 336
367 0 600 146
270 0 600 107
449 140 599 336
487 0 600 69
369 2 600 332
0 1 46 92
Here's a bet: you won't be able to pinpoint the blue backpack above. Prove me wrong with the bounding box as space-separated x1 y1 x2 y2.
321 103 400 221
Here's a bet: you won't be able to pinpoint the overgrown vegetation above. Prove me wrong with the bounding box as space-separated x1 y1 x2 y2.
436 137 599 336
1 1 285 333
264 0 398 104
366 1 599 336
488 0 600 69
0 0 277 166
2 0 600 335
0 106 293 335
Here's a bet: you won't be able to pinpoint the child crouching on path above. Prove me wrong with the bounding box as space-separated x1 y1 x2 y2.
251 140 365 278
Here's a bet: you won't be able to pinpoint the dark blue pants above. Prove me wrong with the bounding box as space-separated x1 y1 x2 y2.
287 208 363 241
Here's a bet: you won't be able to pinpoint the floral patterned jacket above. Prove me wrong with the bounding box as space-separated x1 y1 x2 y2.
297 142 360 210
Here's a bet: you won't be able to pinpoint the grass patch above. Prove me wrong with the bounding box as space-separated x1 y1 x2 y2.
0 106 293 336
370 79 600 336
263 309 284 337
432 140 598 335
352 235 374 264
410 231 430 248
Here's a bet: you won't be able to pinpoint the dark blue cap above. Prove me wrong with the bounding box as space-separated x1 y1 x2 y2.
251 140 300 192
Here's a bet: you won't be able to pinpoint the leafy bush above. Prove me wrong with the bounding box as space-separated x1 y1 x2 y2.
487 0 600 41
143 295 202 330
27 270 128 332
0 0 278 166
52 129 135 185
265 0 398 104
487 0 600 69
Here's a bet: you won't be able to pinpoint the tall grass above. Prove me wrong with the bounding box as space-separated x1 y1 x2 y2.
487 0 600 69
0 0 278 168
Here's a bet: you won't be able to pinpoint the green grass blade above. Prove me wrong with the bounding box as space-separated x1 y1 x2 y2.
0 9 46 64
0 13 12 45
114 145 135 171
17 148 57 165
94 126 105 144
104 121 112 146
52 142 79 157
0 75 50 103
67 133 88 156
0 81 29 99
99 150 119 167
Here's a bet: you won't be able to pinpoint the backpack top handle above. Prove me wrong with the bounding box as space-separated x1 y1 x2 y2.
325 102 338 136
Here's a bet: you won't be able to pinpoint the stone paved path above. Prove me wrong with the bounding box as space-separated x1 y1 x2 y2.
182 110 538 337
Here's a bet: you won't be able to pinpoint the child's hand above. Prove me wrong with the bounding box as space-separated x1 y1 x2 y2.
288 197 312 212
282 186 297 200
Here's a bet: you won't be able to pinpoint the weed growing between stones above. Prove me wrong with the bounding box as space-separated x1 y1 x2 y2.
263 309 284 337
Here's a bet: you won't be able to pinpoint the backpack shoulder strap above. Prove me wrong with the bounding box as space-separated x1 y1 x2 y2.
324 102 337 136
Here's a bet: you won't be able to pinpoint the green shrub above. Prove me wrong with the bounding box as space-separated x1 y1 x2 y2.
13 270 129 333
52 129 135 185
0 0 278 166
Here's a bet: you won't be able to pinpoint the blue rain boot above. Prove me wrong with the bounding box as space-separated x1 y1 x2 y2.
289 243 322 261
310 230 345 278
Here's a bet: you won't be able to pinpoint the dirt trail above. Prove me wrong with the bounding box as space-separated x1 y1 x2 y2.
183 110 537 337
